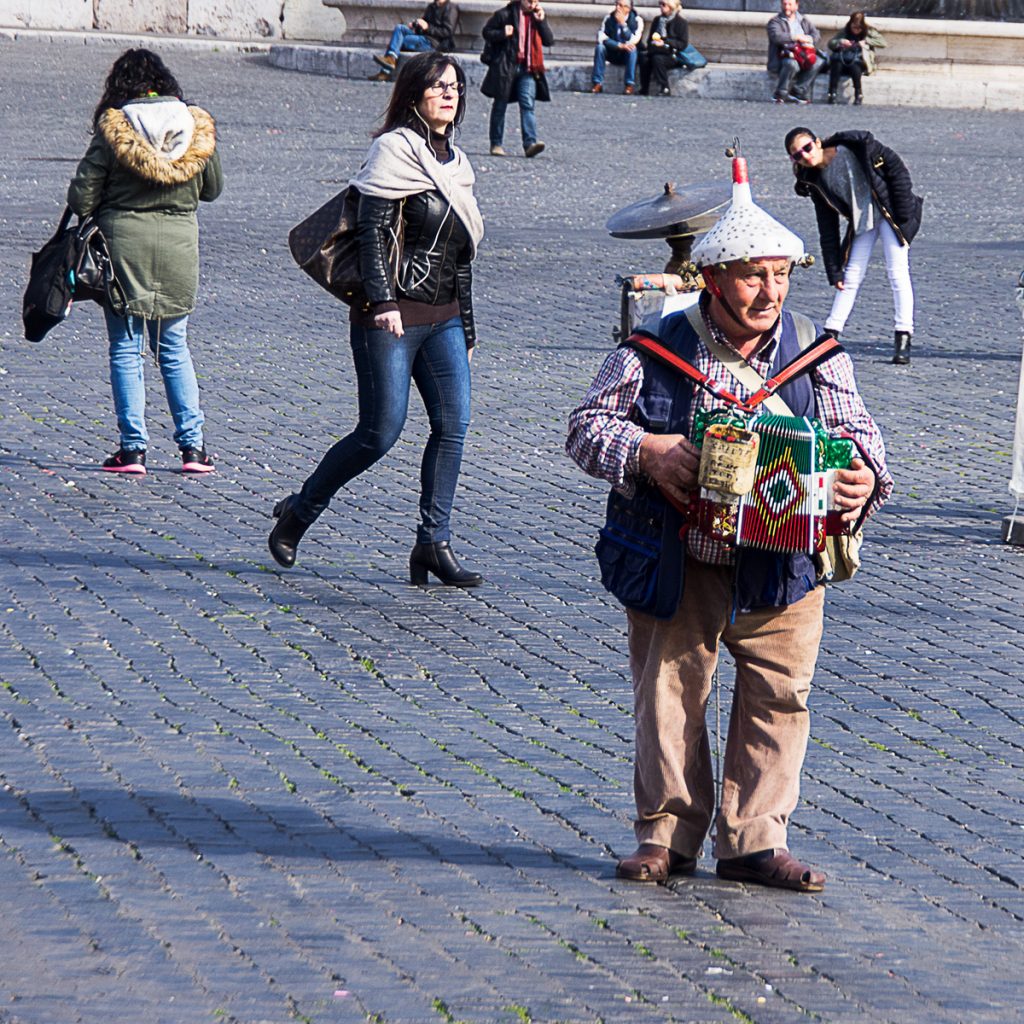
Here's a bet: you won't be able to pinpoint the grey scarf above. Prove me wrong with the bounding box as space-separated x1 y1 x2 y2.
349 127 485 256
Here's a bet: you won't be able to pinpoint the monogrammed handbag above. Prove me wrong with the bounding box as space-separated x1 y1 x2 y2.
288 186 403 306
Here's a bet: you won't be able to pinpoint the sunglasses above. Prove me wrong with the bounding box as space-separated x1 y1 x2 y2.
789 140 815 161
425 79 465 96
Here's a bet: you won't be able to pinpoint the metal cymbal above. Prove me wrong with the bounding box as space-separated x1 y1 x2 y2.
606 180 732 239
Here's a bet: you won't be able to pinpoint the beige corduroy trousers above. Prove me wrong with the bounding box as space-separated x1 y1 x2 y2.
626 560 825 860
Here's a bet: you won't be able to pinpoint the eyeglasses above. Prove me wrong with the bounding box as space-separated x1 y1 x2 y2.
425 79 464 97
789 140 815 161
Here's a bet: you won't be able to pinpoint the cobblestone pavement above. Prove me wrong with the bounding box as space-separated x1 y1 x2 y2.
1 39 1023 1024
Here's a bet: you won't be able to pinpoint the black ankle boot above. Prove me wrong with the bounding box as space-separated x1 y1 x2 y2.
268 494 313 568
893 331 912 365
409 541 484 587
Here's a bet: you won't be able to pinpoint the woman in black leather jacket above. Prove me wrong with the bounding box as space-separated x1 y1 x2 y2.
270 53 486 584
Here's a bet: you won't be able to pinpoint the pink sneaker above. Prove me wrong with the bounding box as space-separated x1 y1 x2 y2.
181 446 215 473
102 449 147 474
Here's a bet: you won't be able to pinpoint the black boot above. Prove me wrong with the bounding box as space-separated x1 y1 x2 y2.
893 331 912 365
268 494 313 568
826 92 836 104
409 541 484 587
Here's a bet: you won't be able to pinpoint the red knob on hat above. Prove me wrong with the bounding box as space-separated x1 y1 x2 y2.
732 157 749 184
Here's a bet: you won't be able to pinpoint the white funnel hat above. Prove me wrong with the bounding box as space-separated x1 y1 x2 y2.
691 152 805 267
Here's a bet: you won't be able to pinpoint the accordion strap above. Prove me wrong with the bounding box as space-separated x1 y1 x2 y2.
682 304 843 415
624 329 752 409
624 308 842 415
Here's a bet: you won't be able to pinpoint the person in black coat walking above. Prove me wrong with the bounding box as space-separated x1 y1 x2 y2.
786 126 923 364
640 0 689 96
481 0 554 157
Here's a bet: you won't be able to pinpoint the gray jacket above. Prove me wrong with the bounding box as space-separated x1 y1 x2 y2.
766 11 820 72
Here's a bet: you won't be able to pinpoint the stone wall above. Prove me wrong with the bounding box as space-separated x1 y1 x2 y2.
0 0 341 40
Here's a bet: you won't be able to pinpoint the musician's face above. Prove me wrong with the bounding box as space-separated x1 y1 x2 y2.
712 257 792 337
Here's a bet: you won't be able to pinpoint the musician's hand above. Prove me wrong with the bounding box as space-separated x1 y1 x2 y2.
374 310 404 337
834 457 874 523
505 24 515 36
835 281 845 291
467 345 474 364
640 433 699 507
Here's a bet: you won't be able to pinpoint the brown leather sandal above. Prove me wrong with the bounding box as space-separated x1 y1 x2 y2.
616 843 697 883
716 848 826 892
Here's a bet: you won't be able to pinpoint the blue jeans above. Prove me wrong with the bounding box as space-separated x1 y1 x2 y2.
297 316 471 544
386 24 435 58
593 41 639 87
105 308 205 452
489 70 537 150
774 56 822 100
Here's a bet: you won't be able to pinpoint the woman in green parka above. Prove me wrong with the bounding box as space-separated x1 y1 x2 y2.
68 48 223 475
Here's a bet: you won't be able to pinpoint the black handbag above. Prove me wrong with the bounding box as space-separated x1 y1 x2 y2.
22 206 127 342
288 186 402 306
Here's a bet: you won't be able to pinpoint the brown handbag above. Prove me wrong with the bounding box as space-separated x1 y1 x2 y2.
288 186 403 306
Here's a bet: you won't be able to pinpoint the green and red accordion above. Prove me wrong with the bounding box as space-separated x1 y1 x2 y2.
692 410 854 554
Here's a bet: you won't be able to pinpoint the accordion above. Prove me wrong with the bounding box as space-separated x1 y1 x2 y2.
692 410 853 554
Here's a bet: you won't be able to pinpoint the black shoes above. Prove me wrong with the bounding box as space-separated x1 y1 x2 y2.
409 541 484 587
893 331 912 365
181 446 215 473
854 93 863 105
269 494 313 568
827 92 836 104
102 449 147 474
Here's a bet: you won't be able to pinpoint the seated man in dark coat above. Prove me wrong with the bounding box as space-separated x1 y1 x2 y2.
373 0 459 80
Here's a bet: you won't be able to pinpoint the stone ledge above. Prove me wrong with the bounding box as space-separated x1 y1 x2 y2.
323 0 1024 68
269 42 1024 110
0 26 273 51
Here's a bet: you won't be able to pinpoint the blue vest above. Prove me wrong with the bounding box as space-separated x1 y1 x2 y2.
596 308 821 619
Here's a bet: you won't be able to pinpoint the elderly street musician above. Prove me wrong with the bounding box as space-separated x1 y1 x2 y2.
566 147 893 892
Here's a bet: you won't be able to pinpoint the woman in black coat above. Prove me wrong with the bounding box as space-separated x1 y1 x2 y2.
786 127 923 364
640 0 690 96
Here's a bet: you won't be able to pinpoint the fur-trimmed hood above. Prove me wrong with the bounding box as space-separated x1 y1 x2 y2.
99 100 216 186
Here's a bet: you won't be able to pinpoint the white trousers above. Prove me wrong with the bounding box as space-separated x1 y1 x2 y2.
825 218 915 334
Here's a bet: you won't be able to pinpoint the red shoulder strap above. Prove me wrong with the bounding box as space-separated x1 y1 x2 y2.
625 330 844 415
623 331 750 409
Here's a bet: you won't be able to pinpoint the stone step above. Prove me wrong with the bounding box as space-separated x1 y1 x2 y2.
268 42 1024 110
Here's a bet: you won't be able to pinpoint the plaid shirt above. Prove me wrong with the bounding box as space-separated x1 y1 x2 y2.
566 301 894 565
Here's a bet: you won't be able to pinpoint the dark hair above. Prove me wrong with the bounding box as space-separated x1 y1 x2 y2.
784 126 817 153
93 48 183 129
845 10 870 37
374 52 467 138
